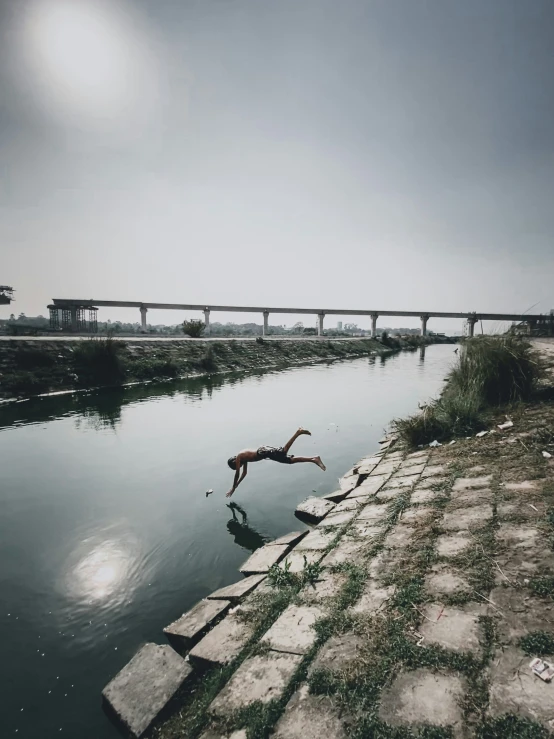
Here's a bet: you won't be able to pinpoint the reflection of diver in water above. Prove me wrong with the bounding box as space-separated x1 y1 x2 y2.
226 502 269 552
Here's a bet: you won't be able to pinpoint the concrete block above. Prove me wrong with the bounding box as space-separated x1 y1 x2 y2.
488 646 554 729
279 550 325 573
400 507 433 525
503 480 538 491
208 575 266 602
345 522 382 540
320 539 366 567
268 531 308 547
299 571 347 603
441 504 493 531
412 487 442 504
452 475 493 491
333 497 360 513
163 599 230 648
368 550 402 579
379 669 465 732
349 475 389 497
375 488 405 502
294 528 336 551
351 581 395 615
339 474 361 493
421 465 448 478
406 450 430 461
397 463 426 476
414 477 448 491
295 497 336 523
188 615 253 668
261 604 324 654
309 634 364 675
383 526 416 549
497 524 540 549
200 731 246 739
317 509 357 528
210 652 302 716
356 504 389 522
102 643 192 738
435 532 471 558
322 490 348 503
418 604 484 655
425 567 470 596
239 544 289 574
273 684 350 738
450 487 492 507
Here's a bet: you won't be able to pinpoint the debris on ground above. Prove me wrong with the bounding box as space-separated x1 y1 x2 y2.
542 451 552 459
429 440 441 447
476 431 488 438
530 658 554 682
498 420 514 430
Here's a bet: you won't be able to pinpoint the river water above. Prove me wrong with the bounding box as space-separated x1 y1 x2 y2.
0 345 455 739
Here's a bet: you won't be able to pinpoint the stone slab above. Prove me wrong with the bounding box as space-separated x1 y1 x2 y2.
295 497 336 522
299 571 348 603
406 450 430 461
370 462 399 476
497 524 540 550
357 462 378 475
208 575 266 602
384 526 417 549
239 544 289 574
488 587 554 642
268 531 308 547
320 539 366 567
339 474 361 493
452 475 493 491
310 633 364 675
449 487 493 506
102 643 193 739
368 549 402 579
400 507 433 525
412 488 443 504
279 550 325 574
295 528 336 551
435 532 472 558
333 497 360 513
421 465 448 478
261 604 324 654
418 604 483 655
381 475 418 489
188 614 253 668
441 505 493 531
322 490 349 503
200 731 246 739
346 522 383 540
210 651 302 716
397 463 426 476
317 509 357 528
375 488 405 502
349 475 389 497
273 684 350 739
503 480 538 491
488 646 554 729
351 581 395 615
425 567 470 596
163 599 230 648
379 669 465 732
356 504 389 522
414 477 449 491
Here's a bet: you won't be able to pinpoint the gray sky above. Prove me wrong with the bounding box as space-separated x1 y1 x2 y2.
1 0 553 332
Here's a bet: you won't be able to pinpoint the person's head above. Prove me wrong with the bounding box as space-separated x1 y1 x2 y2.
228 456 238 470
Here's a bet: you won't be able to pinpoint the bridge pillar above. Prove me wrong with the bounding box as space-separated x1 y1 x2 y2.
263 311 269 336
371 313 378 338
466 315 477 337
317 313 325 337
140 306 148 333
203 308 210 334
70 306 78 332
420 315 429 337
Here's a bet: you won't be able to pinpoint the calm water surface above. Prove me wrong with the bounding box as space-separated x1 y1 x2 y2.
0 345 455 739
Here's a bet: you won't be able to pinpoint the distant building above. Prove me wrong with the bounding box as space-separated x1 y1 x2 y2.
337 321 343 330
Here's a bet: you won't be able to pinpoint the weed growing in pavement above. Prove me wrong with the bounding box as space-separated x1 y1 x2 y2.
519 631 554 657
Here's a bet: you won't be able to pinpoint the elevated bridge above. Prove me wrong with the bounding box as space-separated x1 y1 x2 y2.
48 299 553 337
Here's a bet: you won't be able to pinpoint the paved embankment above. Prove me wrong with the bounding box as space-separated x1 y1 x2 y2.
0 337 394 400
102 340 554 739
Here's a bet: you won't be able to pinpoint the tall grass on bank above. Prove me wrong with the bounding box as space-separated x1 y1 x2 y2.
72 337 126 386
395 336 542 447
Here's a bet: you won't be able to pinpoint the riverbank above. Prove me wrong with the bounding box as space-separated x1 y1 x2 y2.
0 335 451 401
100 339 554 738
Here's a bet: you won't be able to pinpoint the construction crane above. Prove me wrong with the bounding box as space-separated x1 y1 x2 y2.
0 286 14 305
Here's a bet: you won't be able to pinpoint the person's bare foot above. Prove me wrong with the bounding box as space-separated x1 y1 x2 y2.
299 427 312 436
315 456 326 471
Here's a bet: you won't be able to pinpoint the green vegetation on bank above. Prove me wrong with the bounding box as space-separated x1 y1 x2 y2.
0 336 409 399
395 336 543 447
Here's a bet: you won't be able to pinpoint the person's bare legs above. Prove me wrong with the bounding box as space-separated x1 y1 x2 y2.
283 427 311 454
290 456 326 471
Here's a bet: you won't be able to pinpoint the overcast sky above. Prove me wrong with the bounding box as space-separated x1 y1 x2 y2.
1 0 553 332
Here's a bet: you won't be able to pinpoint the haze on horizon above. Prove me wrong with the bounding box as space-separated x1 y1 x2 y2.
1 0 553 332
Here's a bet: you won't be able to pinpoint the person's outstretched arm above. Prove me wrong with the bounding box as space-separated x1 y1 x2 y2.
227 459 248 497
